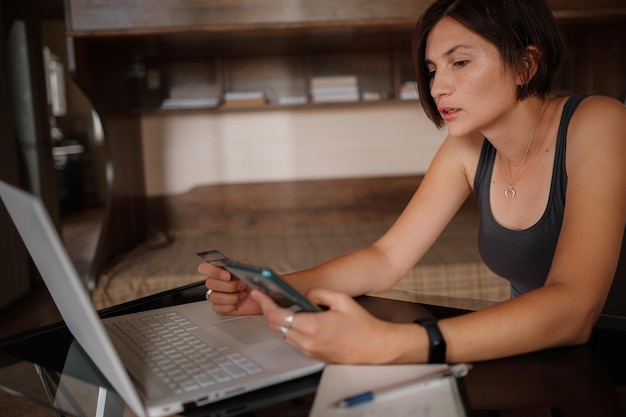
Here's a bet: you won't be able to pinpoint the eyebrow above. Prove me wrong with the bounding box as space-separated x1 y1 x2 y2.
424 44 473 66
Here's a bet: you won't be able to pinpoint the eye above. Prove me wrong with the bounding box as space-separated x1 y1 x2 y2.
454 60 469 68
426 67 436 80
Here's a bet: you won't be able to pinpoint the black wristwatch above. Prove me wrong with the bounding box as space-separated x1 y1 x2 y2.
414 317 447 363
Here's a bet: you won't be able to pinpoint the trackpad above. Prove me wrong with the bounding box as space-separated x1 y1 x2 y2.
213 317 277 345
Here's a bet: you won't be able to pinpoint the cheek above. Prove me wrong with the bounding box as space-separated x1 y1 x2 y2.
467 71 519 119
464 63 507 95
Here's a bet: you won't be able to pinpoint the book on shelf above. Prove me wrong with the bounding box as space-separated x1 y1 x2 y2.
160 97 220 110
361 91 385 101
310 75 359 103
399 81 419 100
277 95 308 106
310 75 358 89
222 91 268 107
222 97 267 107
312 92 360 103
162 83 220 109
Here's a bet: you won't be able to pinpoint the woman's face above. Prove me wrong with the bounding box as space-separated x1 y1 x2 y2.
425 17 520 137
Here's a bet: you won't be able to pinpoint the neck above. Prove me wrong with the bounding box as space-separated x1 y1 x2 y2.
495 97 548 199
485 97 548 165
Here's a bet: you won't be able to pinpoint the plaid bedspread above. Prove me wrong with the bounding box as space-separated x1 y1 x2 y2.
91 218 509 310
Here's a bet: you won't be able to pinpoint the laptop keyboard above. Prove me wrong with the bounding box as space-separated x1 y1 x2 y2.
106 312 263 394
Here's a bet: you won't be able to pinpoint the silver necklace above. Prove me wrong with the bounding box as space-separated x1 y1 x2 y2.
498 100 546 199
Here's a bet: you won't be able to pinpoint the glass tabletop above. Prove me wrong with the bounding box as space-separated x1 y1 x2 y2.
0 346 322 417
0 353 106 417
1 283 624 417
0 280 322 417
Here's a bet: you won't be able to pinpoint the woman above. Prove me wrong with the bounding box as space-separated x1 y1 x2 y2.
199 0 626 364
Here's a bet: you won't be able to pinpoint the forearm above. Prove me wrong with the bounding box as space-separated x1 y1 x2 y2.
374 283 598 365
439 284 596 363
283 244 404 297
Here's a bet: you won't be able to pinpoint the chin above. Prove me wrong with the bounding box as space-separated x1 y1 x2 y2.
444 125 472 138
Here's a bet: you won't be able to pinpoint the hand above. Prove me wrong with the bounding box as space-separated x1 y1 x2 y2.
198 261 262 316
251 288 400 364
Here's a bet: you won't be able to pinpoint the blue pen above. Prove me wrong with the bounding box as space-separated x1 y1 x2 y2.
335 363 470 408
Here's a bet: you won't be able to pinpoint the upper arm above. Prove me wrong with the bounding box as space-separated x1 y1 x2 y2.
547 96 626 314
374 132 483 278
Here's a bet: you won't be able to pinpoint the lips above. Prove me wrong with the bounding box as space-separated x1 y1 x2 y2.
438 106 460 121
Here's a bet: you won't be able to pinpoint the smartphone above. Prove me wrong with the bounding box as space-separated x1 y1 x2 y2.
224 261 321 312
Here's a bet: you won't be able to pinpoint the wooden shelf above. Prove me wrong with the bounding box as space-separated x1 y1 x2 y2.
138 97 420 117
70 24 417 113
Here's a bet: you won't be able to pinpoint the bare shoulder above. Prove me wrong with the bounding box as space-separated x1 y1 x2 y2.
438 131 484 159
569 95 626 137
428 131 484 191
451 131 485 176
577 94 625 113
567 95 626 155
566 95 626 194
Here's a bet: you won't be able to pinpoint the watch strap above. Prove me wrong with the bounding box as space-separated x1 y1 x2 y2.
414 317 447 363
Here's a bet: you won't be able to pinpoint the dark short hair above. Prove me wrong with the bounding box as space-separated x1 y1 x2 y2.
412 0 565 128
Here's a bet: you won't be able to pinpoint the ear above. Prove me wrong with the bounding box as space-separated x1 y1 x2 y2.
516 45 540 86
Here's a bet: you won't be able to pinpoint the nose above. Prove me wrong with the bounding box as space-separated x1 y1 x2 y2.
429 71 450 99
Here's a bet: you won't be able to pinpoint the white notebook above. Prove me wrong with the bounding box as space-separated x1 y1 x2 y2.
309 363 470 417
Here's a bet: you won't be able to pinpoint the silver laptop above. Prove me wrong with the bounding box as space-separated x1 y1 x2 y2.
0 180 325 417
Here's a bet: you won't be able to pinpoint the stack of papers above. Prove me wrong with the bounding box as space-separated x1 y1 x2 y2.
222 91 267 107
160 97 219 110
399 81 419 100
310 363 470 417
278 95 308 106
310 75 360 103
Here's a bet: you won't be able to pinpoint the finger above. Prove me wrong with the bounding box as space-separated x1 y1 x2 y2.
209 289 246 305
211 293 262 317
250 289 280 316
211 303 239 315
275 317 328 362
284 312 296 329
250 290 292 331
279 329 310 355
205 277 248 294
278 325 289 339
198 262 232 281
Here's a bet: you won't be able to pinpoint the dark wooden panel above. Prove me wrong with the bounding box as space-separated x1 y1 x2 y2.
65 0 429 34
1 1 66 306
559 22 626 98
0 8 32 308
66 0 626 35
89 115 147 279
550 0 626 17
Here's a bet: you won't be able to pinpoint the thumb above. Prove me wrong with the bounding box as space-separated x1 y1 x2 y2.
306 288 351 311
250 289 278 313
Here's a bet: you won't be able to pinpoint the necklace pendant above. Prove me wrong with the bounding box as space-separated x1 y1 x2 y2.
504 185 516 199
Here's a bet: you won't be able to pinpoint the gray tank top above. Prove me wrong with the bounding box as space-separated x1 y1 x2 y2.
474 95 625 316
474 96 577 296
